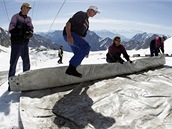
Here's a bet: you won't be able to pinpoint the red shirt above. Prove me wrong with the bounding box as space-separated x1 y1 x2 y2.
108 43 130 61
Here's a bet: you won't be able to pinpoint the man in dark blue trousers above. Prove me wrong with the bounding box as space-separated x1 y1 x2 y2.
63 6 100 78
8 3 33 91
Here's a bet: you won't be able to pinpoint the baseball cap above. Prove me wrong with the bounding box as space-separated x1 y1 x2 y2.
88 6 100 13
21 2 32 9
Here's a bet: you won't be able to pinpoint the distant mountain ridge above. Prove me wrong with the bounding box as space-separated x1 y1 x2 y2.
94 30 129 42
0 27 60 50
0 27 169 52
38 30 110 52
39 30 167 51
0 27 10 47
131 32 150 43
123 33 155 50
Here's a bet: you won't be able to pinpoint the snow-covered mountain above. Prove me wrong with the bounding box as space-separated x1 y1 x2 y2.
39 30 111 52
94 30 129 42
39 30 171 52
0 27 60 50
29 34 60 49
122 33 167 50
111 29 144 39
99 37 112 50
0 27 10 47
1 27 171 52
131 32 150 43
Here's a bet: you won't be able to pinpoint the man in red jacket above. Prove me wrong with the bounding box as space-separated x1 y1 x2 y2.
156 36 166 55
106 36 132 64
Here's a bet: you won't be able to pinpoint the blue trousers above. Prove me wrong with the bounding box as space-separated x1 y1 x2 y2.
8 43 30 78
63 33 91 67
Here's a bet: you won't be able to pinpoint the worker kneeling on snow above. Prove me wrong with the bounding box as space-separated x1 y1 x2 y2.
106 36 132 64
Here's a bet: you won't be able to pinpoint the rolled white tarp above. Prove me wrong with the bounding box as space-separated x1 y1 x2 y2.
9 56 165 91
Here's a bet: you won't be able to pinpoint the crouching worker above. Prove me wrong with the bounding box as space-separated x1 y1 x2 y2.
150 37 159 57
106 36 132 64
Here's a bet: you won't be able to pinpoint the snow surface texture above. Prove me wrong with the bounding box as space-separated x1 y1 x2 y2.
0 37 172 129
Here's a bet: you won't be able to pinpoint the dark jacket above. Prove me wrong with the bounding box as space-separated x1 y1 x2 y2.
150 39 159 56
58 47 63 57
63 11 89 37
9 11 34 43
150 39 156 49
106 43 130 63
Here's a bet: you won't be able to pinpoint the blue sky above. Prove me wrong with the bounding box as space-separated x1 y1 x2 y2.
0 0 172 37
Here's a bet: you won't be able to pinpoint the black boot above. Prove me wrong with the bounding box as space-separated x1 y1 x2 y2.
8 82 11 92
65 64 82 78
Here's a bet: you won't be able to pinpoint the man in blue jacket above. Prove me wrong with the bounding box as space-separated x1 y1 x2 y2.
63 6 100 78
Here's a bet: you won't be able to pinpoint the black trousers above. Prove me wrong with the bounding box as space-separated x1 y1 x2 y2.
58 56 63 63
150 43 158 56
106 53 124 63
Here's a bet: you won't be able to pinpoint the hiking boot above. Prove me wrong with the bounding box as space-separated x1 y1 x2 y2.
8 82 11 92
58 61 63 64
65 64 82 78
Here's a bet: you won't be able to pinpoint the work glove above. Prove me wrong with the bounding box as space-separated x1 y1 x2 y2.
119 61 124 64
85 54 89 58
24 31 33 39
128 60 133 63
